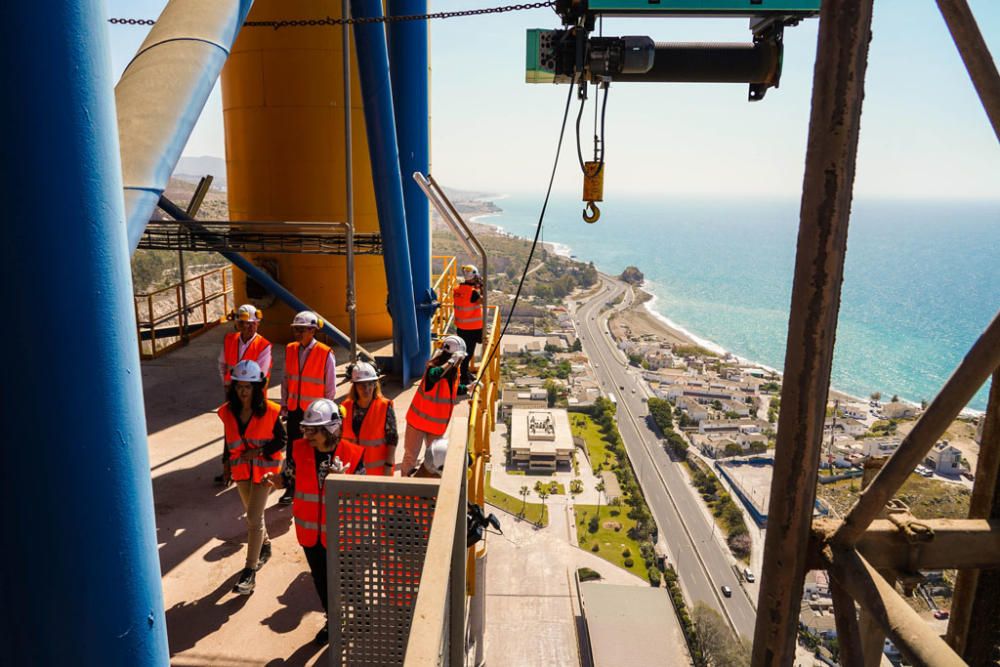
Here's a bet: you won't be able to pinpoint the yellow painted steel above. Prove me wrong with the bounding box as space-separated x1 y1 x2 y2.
430 255 458 338
221 0 391 344
582 161 604 223
465 304 502 595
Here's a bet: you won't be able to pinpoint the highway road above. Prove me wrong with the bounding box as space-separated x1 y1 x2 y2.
574 277 758 640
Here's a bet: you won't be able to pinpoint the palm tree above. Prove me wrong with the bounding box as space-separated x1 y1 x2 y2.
537 489 549 527
595 479 606 518
519 485 530 517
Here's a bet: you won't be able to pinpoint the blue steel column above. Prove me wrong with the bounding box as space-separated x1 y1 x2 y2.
387 0 433 373
351 0 420 383
0 2 168 665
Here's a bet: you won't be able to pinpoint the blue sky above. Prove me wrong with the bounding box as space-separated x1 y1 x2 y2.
107 0 999 198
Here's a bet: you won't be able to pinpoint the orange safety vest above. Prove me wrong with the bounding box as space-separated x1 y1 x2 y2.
342 396 393 476
453 283 483 330
223 332 272 383
406 370 459 436
292 437 366 548
285 341 332 411
218 400 283 483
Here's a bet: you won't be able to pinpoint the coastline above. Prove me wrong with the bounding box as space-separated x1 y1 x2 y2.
460 194 982 415
611 280 865 406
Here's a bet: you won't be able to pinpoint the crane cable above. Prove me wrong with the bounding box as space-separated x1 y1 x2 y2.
474 77 577 385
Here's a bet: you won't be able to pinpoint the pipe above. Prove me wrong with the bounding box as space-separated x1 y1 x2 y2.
827 549 966 667
157 197 373 361
117 0 254 252
387 0 433 374
350 0 421 384
614 41 781 84
343 0 357 363
1 1 168 662
414 173 489 333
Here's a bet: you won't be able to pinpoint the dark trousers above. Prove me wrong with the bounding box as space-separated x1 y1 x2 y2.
283 408 304 495
456 327 482 384
303 543 328 614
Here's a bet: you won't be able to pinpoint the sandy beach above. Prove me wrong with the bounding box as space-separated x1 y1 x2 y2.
608 287 696 348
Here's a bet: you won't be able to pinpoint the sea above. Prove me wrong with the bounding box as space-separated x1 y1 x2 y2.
475 195 999 412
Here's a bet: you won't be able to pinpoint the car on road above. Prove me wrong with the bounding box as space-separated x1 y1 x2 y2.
744 569 755 583
619 385 624 390
631 388 636 393
933 609 950 620
721 585 732 598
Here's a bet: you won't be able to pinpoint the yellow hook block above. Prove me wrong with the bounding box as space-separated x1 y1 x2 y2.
582 160 604 224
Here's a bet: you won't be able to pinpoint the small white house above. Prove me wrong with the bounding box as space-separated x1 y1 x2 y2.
926 440 963 474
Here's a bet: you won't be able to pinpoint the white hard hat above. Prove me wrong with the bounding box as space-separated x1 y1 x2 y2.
423 438 449 475
291 311 322 329
301 398 342 434
462 264 479 277
231 360 265 383
350 361 382 383
441 335 467 356
235 304 262 322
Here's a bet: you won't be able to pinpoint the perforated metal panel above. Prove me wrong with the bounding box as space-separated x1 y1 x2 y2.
327 478 440 666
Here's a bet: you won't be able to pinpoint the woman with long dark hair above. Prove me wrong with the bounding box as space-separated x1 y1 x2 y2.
218 360 286 595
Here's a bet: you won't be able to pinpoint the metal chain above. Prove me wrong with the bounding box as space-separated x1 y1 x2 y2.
109 1 554 29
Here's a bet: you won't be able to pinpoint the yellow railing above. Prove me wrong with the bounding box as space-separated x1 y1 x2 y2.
466 304 502 595
133 265 233 359
431 255 458 339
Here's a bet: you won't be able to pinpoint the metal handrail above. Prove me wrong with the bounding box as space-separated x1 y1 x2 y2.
414 173 488 333
134 265 233 359
431 255 458 339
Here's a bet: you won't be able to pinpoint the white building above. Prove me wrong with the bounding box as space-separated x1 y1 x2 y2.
882 401 920 420
862 438 901 458
675 396 709 423
510 409 574 472
925 440 963 474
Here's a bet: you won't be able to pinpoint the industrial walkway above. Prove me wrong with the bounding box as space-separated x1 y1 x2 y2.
146 326 431 665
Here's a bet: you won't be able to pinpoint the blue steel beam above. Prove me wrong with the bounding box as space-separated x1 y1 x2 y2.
387 0 433 374
350 0 421 384
0 2 168 664
117 0 254 252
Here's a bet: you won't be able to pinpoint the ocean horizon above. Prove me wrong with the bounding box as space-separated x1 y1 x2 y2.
477 194 999 412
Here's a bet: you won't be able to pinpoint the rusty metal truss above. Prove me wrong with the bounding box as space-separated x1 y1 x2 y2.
750 1 1000 666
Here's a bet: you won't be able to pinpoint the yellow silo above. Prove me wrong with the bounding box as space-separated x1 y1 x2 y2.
221 0 391 345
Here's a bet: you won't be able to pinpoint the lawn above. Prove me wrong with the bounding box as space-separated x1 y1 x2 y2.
485 472 549 527
574 504 646 579
571 414 619 471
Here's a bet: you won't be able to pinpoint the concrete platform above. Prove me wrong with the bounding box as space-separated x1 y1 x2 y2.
146 327 427 665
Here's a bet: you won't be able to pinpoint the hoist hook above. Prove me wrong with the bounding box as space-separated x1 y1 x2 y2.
583 201 601 224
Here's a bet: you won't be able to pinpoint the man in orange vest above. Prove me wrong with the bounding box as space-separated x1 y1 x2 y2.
341 361 398 475
279 310 338 505
452 264 483 384
401 335 475 476
262 398 365 645
215 304 273 484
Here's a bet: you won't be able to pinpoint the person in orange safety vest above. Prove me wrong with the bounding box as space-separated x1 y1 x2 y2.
215 304 273 485
218 360 285 596
401 335 475 476
452 264 483 384
263 398 364 646
340 361 398 476
279 310 338 505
